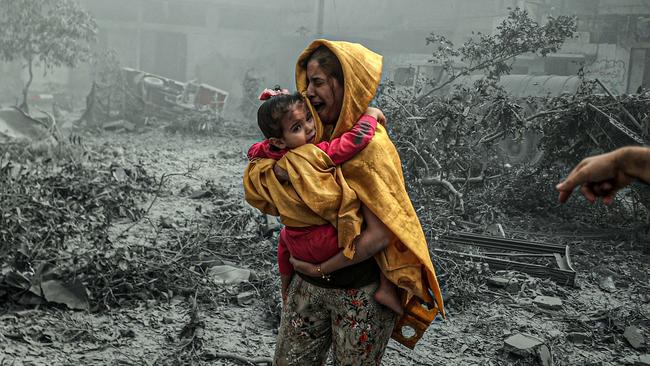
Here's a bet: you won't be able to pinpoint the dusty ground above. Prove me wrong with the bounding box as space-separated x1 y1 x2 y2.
1 128 649 365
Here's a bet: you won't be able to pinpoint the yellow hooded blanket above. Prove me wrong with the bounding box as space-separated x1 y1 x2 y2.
244 40 444 348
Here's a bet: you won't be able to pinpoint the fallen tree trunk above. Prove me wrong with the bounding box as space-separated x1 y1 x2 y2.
421 176 465 212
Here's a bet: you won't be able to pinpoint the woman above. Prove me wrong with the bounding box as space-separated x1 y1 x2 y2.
244 40 444 365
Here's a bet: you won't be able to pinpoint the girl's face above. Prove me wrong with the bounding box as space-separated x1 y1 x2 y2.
306 59 343 126
271 102 315 149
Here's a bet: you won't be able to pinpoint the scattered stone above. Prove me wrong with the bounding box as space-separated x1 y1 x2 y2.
190 189 212 199
599 276 616 292
504 333 552 366
547 329 563 340
264 214 283 234
486 223 506 237
488 276 519 294
159 216 176 229
504 333 544 356
636 355 650 366
208 265 251 285
236 291 255 306
567 332 590 344
538 343 553 366
533 296 563 310
624 326 645 350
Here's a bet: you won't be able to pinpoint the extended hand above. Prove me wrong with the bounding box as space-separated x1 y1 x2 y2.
289 256 320 277
556 150 634 204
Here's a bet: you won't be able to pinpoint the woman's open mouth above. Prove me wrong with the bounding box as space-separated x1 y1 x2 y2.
312 102 324 114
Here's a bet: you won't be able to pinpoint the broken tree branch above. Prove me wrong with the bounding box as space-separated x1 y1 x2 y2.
421 176 465 212
595 78 643 131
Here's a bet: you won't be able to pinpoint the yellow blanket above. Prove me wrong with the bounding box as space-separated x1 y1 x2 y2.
244 40 445 347
244 144 362 258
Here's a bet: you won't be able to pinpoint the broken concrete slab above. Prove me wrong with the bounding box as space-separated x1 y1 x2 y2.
599 275 616 292
488 276 520 294
504 333 552 366
533 295 563 310
636 355 650 366
537 344 553 366
504 333 544 356
624 326 645 350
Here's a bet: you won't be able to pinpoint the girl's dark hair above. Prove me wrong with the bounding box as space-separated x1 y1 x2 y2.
301 45 343 85
257 90 304 139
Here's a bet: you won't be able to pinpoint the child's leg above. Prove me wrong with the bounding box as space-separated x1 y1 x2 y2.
373 271 403 315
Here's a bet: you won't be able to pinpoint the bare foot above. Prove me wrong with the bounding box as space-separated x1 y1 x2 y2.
374 284 404 315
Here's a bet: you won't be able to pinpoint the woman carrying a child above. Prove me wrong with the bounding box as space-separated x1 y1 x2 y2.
244 40 445 365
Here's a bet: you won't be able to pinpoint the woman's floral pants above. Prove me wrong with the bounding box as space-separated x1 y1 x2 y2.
273 276 396 366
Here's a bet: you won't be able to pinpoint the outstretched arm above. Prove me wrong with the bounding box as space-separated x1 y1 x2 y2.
289 204 390 277
315 107 383 165
556 146 650 204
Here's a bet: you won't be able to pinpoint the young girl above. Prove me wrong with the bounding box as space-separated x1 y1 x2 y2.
248 87 403 315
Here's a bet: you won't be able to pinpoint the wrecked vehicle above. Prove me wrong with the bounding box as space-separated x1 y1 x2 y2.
121 68 228 119
80 68 228 127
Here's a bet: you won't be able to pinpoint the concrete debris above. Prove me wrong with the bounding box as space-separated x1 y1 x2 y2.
624 326 645 350
599 275 616 292
486 223 506 237
504 333 544 356
488 276 520 294
504 333 552 366
538 343 553 366
263 214 283 235
636 355 650 366
566 332 590 344
533 296 563 310
236 291 255 306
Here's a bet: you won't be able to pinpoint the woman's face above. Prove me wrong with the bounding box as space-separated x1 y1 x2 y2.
306 59 343 125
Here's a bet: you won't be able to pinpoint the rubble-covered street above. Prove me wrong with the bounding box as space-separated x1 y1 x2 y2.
2 1 650 365
1 130 648 365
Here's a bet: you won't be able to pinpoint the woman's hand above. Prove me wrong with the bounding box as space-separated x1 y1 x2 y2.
365 107 386 125
289 256 321 277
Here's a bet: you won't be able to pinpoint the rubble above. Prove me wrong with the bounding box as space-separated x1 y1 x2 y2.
624 326 645 350
599 276 616 292
533 296 563 311
436 231 576 286
566 332 590 344
637 355 650 366
503 333 552 366
487 276 520 294
237 291 256 306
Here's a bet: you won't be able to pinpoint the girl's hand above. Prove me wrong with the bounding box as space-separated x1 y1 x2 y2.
273 163 289 183
365 107 386 125
289 256 320 277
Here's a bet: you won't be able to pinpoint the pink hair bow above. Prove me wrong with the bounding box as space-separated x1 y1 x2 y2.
259 88 290 101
